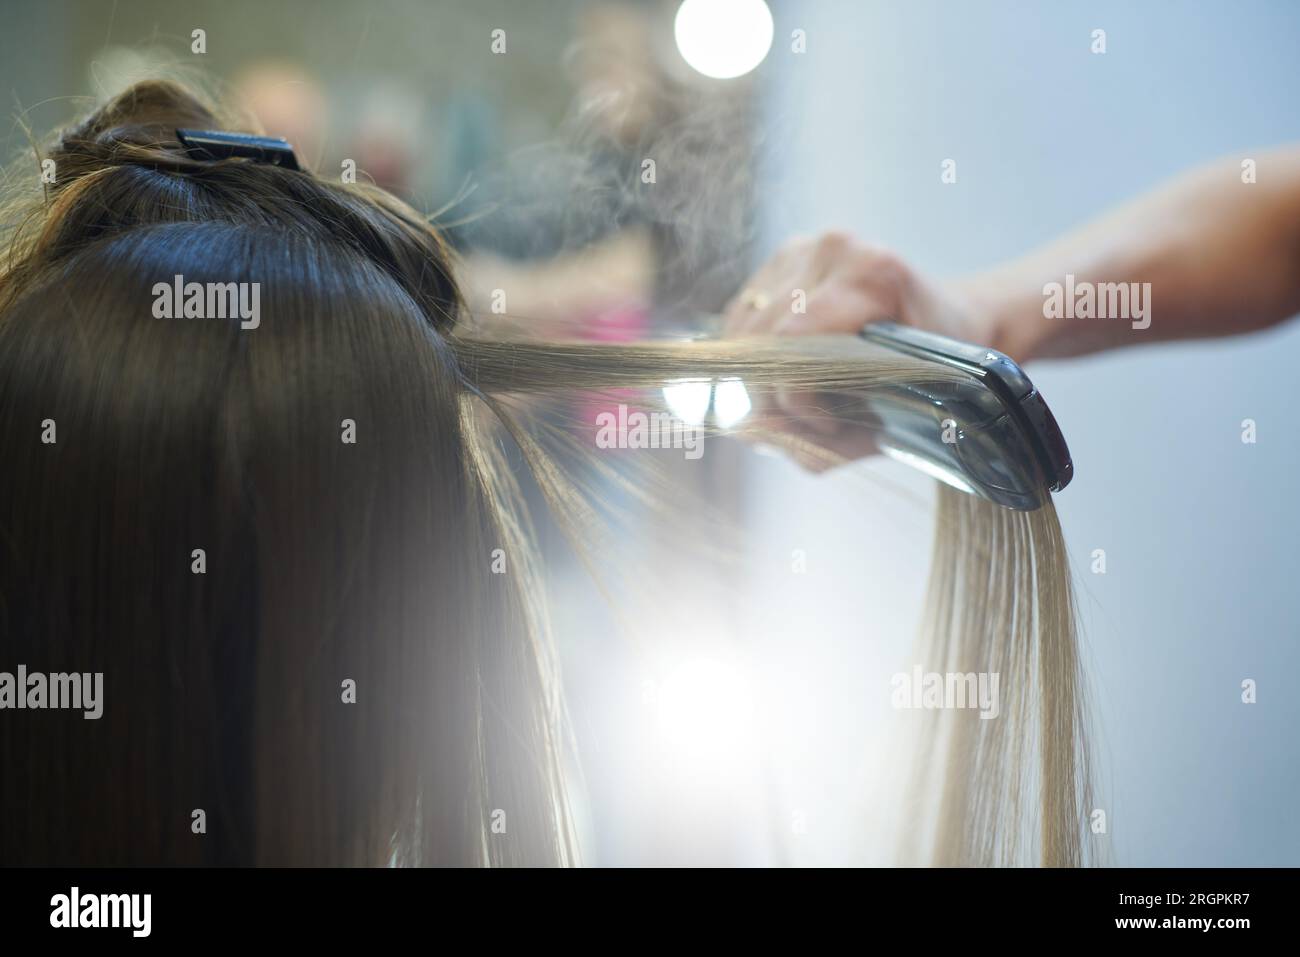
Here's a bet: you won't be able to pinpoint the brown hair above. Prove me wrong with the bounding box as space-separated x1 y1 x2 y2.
0 80 1093 866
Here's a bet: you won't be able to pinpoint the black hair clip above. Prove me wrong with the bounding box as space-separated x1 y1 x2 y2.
175 128 301 171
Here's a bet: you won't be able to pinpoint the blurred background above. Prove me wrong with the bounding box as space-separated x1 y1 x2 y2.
3 0 1298 866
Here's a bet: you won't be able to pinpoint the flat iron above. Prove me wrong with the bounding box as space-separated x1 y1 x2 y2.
857 321 1072 511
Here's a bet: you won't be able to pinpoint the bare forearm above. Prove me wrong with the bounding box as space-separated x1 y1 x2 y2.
955 147 1300 361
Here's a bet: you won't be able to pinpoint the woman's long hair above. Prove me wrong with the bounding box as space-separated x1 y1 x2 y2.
0 81 1093 866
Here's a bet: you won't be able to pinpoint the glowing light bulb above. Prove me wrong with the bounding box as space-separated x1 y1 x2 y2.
673 0 774 80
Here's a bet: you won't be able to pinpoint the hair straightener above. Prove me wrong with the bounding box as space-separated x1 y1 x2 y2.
857 321 1072 511
675 316 1072 511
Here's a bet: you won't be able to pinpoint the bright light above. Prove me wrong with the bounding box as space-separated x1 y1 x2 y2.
650 655 759 776
673 0 774 80
712 377 752 428
662 379 713 425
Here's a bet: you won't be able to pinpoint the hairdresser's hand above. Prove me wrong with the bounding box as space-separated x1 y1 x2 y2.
722 232 989 470
723 232 982 341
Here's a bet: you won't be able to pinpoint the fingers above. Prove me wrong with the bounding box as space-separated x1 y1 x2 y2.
771 387 843 436
724 232 911 338
778 284 893 335
746 386 883 465
722 231 915 472
746 398 881 474
734 289 789 338
721 241 807 336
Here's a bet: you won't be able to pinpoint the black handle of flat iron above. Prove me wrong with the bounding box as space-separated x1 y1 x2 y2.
859 321 1073 495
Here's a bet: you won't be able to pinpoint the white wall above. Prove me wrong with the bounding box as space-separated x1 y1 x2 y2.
746 0 1300 865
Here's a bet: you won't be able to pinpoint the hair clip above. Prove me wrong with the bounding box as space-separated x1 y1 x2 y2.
175 128 301 171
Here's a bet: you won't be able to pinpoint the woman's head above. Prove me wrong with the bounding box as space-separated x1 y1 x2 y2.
0 80 571 865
